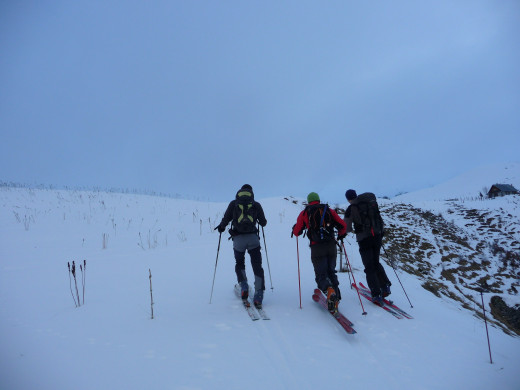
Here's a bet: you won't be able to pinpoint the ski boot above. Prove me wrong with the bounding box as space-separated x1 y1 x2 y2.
253 290 263 309
382 284 391 298
240 281 249 300
326 287 338 313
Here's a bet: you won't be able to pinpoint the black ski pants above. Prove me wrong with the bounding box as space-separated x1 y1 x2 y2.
358 234 391 297
310 240 341 299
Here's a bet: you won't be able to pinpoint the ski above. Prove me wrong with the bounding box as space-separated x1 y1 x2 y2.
352 283 404 319
255 306 270 320
313 289 354 326
248 286 270 320
358 282 413 319
312 289 356 334
234 285 260 321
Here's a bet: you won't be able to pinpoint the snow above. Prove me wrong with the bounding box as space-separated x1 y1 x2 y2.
1 178 519 390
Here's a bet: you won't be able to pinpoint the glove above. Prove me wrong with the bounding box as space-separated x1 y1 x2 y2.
291 224 304 238
338 233 346 241
216 224 226 233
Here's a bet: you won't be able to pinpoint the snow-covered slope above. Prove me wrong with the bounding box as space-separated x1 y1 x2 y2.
393 162 520 202
0 183 519 390
383 163 520 336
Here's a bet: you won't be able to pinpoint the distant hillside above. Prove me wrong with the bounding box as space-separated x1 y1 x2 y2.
393 162 520 202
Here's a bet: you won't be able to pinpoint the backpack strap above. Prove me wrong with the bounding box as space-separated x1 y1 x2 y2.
319 204 328 240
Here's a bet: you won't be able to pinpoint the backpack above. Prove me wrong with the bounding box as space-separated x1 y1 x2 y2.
232 190 258 234
352 193 384 236
306 203 334 243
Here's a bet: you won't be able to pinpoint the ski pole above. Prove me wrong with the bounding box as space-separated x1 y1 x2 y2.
479 290 493 364
296 236 302 309
209 232 222 304
261 226 273 291
382 243 413 308
339 241 367 315
346 255 352 288
340 238 352 286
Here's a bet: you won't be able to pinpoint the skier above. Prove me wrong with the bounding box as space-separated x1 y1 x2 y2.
343 189 391 304
216 184 267 308
292 192 346 312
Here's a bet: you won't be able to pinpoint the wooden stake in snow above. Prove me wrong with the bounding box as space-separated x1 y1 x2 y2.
81 259 86 305
479 290 493 364
72 261 81 307
68 262 78 307
149 269 154 319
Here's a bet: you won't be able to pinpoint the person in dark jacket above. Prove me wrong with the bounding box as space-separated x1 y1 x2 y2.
343 189 391 303
292 192 347 312
216 184 267 308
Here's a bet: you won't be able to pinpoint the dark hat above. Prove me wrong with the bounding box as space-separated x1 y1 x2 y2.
345 189 357 201
241 184 253 191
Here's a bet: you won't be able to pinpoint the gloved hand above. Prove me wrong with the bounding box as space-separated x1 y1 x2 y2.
291 224 301 238
338 233 346 241
215 224 226 233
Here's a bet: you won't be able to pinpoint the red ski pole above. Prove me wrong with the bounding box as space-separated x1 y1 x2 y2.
296 236 302 309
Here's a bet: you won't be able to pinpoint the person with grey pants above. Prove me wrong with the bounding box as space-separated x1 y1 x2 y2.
216 184 267 308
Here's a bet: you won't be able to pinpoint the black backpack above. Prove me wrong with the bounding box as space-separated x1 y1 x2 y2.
352 193 384 236
232 191 258 234
306 203 334 243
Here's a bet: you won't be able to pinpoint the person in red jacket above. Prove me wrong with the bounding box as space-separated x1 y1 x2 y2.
292 192 347 312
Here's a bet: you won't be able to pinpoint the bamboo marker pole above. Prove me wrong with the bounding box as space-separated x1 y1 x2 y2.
149 269 154 319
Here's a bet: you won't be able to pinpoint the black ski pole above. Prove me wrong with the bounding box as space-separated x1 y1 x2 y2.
479 289 493 364
68 262 77 307
382 243 413 308
209 232 222 304
338 240 367 315
261 226 273 291
341 238 353 286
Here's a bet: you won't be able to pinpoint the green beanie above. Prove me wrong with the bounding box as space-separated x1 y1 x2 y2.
307 192 320 203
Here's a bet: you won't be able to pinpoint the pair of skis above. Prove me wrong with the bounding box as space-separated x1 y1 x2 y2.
353 282 413 319
234 284 270 321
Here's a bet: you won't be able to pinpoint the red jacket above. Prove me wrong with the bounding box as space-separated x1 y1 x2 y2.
292 201 347 244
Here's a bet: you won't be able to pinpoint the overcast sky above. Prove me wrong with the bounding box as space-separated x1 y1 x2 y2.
1 1 519 203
